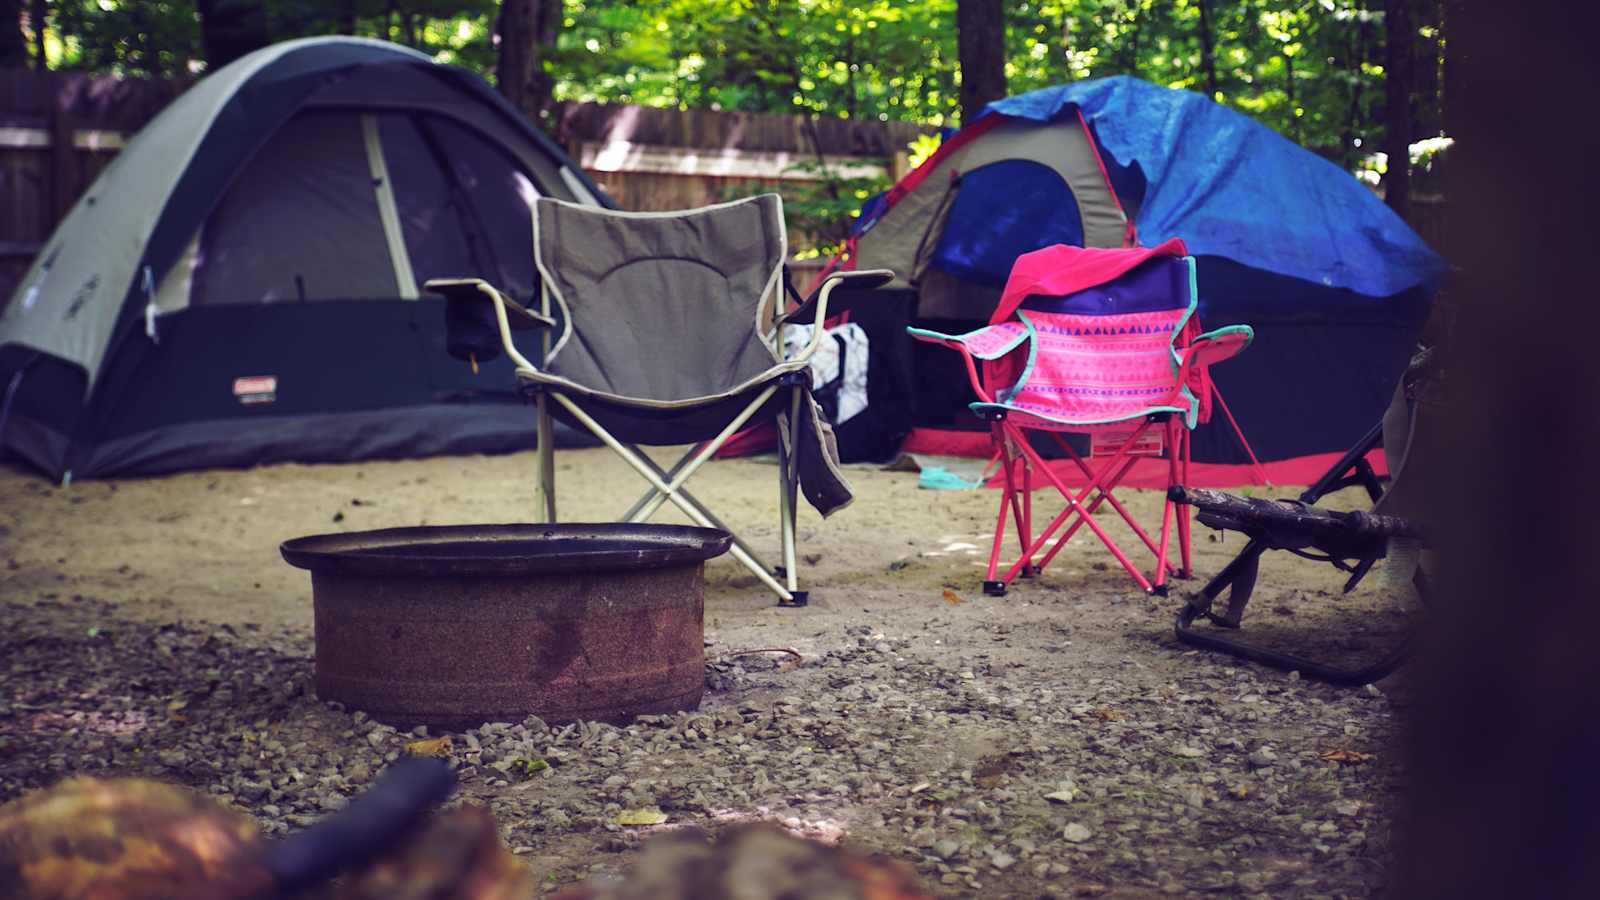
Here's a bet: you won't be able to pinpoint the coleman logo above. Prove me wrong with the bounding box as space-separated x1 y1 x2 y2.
233 376 277 405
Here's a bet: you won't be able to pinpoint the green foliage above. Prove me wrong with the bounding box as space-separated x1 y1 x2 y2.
40 1 1448 175
40 0 1452 206
557 0 962 123
552 0 1448 165
49 1 202 76
45 0 497 77
749 161 892 258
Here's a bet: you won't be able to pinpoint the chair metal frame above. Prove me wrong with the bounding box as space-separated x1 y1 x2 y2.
1171 373 1436 685
427 255 888 607
915 323 1244 596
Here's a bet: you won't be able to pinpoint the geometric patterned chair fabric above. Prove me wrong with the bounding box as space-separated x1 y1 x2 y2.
909 238 1253 595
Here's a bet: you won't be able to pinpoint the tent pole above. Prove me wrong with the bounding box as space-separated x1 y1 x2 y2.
1210 381 1269 486
361 114 419 299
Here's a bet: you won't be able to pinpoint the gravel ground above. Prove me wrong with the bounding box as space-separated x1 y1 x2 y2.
0 449 1415 897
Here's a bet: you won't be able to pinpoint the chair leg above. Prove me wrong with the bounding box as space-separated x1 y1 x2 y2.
533 393 556 523
1178 428 1193 578
1032 455 1140 573
1153 419 1179 595
1005 424 1154 592
1045 432 1177 575
984 428 1018 595
624 442 707 521
548 389 797 603
1021 456 1035 576
1006 452 1032 576
1172 563 1423 686
624 445 767 566
1022 422 1154 578
777 386 804 604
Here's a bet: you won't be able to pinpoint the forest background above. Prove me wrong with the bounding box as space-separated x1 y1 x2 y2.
0 0 1449 253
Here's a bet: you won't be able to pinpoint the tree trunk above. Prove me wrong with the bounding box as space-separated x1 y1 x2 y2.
1399 1 1600 896
196 0 271 70
1284 48 1302 146
1 0 27 68
1382 0 1414 220
1196 0 1219 99
956 0 1006 125
29 0 43 69
336 0 357 35
1059 12 1073 79
496 0 563 127
1121 1 1144 77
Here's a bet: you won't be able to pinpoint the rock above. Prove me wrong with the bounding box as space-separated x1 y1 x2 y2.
1062 823 1093 843
1248 747 1278 768
989 852 1017 871
932 838 962 860
1173 746 1204 758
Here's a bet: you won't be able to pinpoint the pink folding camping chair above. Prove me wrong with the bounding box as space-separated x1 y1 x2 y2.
909 239 1253 595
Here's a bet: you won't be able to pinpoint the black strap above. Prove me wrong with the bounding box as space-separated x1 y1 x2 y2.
782 265 806 308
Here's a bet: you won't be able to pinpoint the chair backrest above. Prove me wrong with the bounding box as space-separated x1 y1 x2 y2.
533 195 788 402
989 253 1199 428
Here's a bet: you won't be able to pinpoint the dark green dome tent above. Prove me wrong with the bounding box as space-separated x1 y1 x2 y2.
0 37 610 481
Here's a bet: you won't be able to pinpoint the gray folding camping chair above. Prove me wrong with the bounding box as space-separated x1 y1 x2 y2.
425 194 892 605
1169 347 1439 684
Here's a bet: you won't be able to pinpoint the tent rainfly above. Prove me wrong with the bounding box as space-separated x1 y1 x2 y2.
0 37 610 481
826 75 1447 486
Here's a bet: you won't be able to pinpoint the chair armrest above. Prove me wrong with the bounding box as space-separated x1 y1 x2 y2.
782 268 895 326
1177 325 1253 383
422 278 549 373
906 326 1001 404
423 278 555 330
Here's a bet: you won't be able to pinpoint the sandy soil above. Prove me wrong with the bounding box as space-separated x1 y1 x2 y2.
0 448 1416 896
0 447 1384 632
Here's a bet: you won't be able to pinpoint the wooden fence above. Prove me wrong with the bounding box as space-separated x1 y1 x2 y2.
1 69 189 304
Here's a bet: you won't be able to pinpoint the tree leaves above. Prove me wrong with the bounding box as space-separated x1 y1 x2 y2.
45 1 1446 181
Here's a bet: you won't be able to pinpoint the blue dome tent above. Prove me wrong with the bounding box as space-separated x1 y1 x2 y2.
828 75 1445 485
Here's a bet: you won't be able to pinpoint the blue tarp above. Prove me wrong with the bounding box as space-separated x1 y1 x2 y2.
979 76 1446 299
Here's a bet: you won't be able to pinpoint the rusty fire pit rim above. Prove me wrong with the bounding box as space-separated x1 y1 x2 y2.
279 522 733 577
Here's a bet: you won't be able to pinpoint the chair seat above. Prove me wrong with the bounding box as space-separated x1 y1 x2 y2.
512 358 808 412
522 374 800 447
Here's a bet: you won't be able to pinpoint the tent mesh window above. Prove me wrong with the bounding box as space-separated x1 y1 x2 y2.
184 111 542 307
